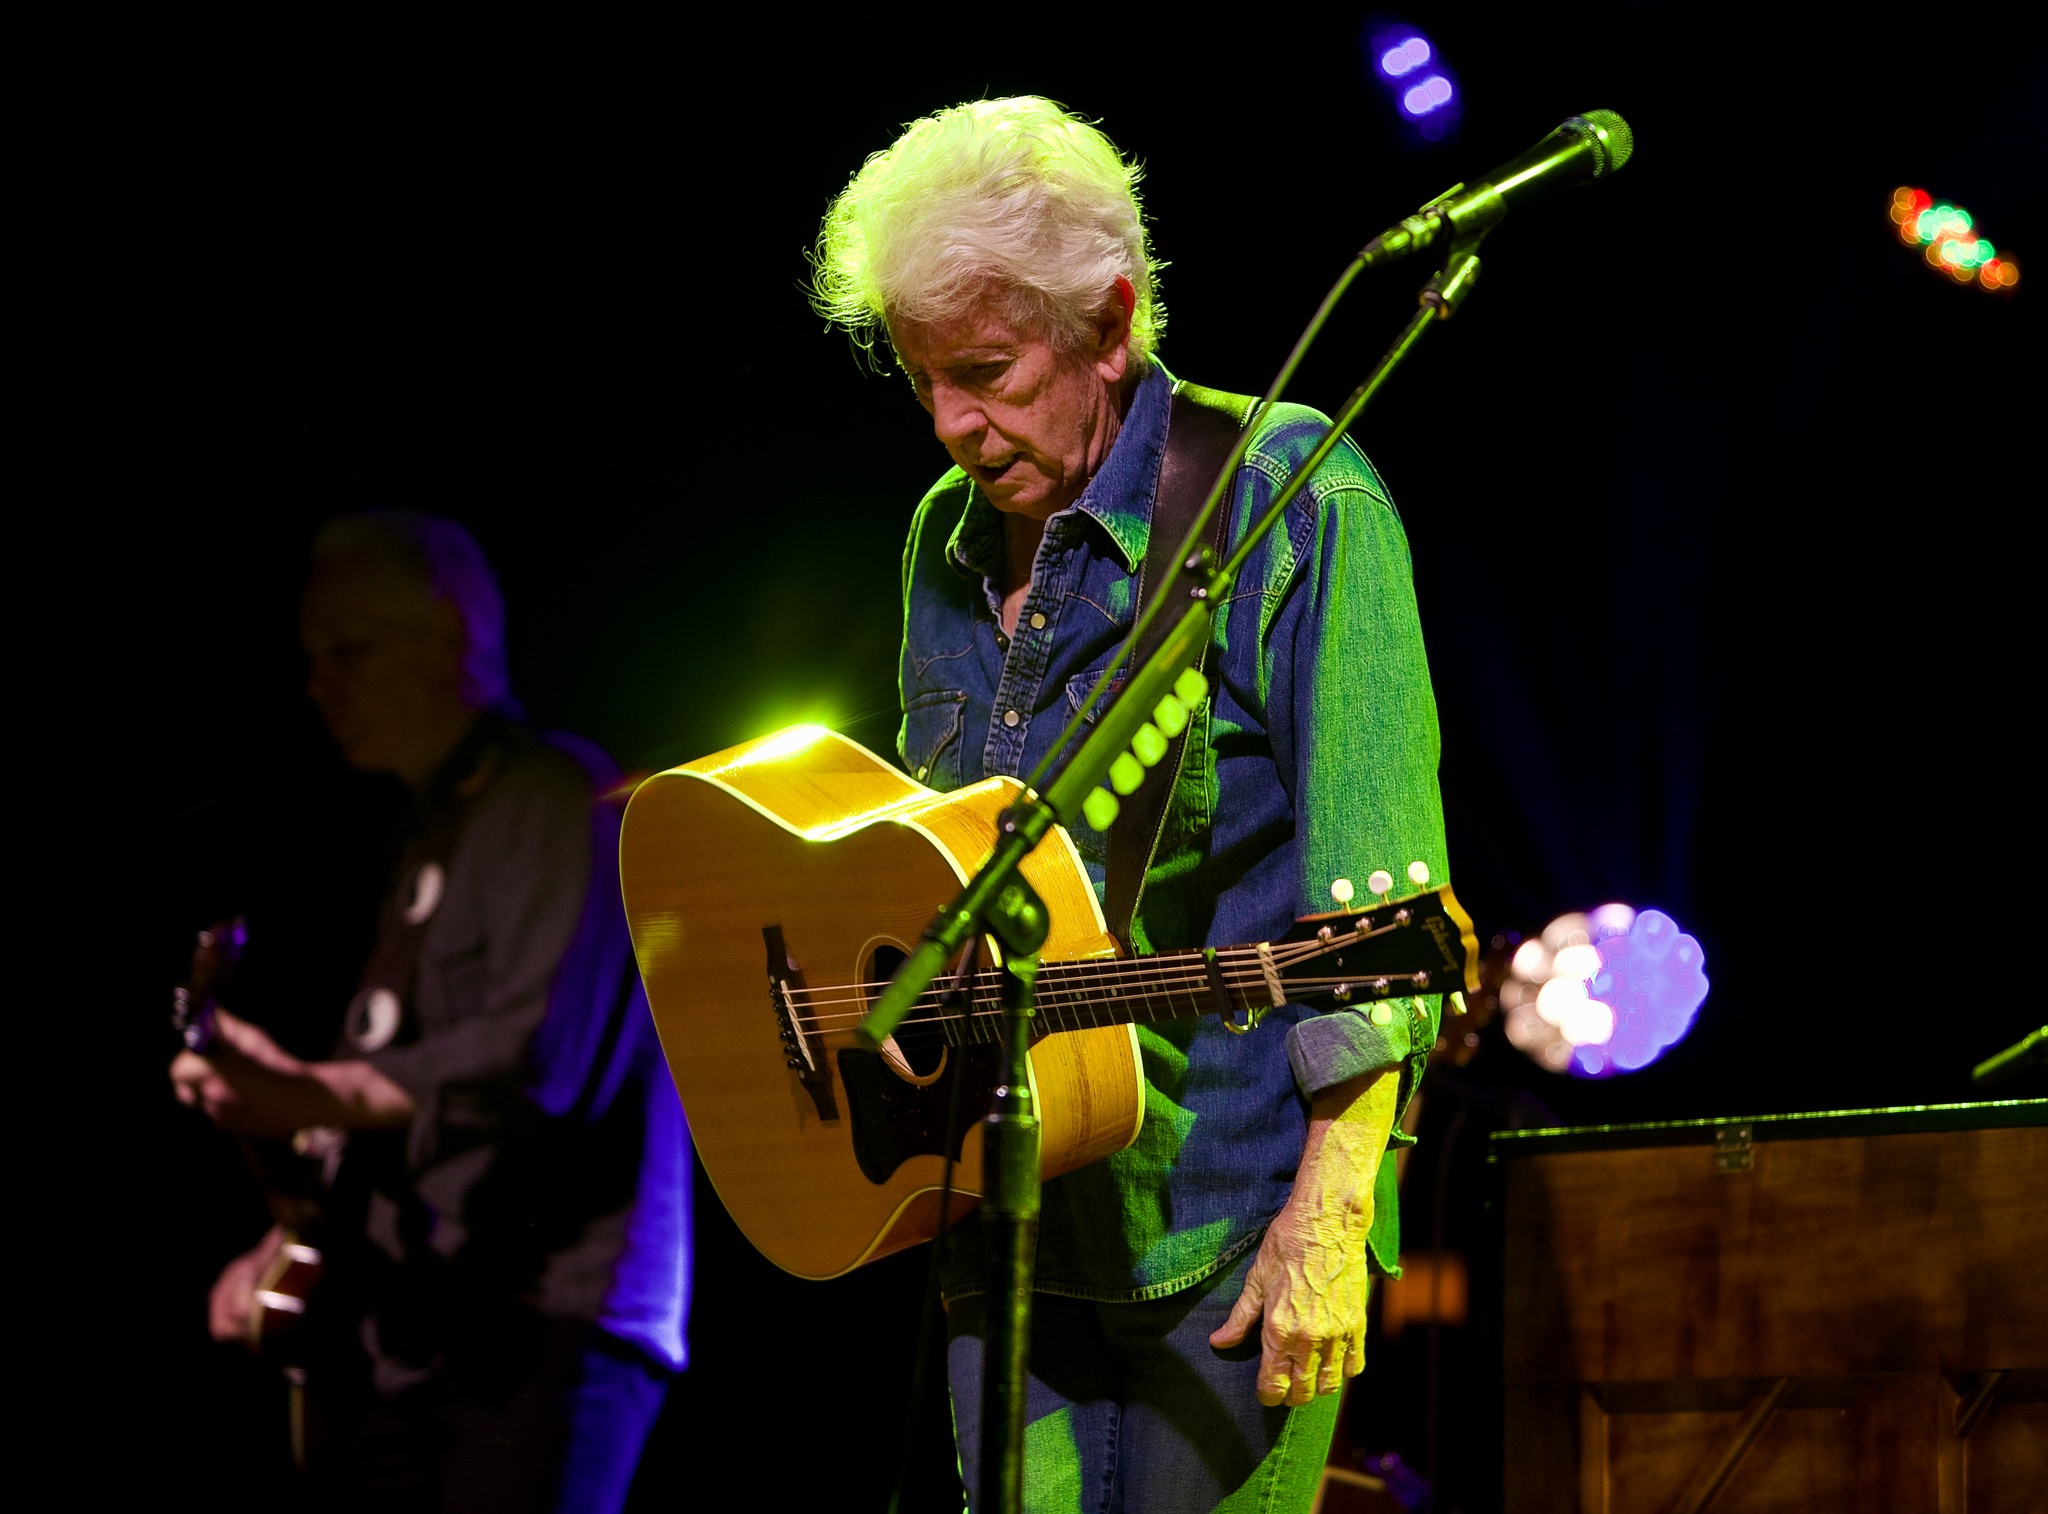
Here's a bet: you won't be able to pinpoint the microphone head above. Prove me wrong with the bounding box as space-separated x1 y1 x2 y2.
1570 110 1634 176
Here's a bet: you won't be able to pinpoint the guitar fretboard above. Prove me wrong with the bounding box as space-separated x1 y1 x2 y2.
782 900 1454 1046
938 947 1269 1044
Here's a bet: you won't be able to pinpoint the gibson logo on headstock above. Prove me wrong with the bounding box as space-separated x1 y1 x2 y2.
1422 912 1461 971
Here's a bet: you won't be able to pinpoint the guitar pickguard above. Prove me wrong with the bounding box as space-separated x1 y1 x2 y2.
836 1043 996 1186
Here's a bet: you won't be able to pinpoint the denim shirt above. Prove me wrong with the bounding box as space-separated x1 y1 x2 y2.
899 362 1448 1301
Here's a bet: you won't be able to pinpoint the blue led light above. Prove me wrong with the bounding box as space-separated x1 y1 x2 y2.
1364 21 1460 141
1380 37 1432 77
1402 75 1456 117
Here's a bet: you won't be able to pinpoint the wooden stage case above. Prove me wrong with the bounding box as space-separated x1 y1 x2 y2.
1490 1100 2046 1512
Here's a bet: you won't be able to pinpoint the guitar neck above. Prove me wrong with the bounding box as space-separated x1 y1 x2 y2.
900 890 1471 1043
1031 948 1265 1036
937 941 1427 1044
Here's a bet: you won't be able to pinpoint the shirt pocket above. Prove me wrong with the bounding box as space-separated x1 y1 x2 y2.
1063 667 1126 726
902 688 967 790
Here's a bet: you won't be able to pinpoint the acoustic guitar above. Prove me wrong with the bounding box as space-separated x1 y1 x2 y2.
620 725 1480 1280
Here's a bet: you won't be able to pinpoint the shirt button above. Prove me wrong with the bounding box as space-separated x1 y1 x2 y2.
1029 613 1047 630
1003 709 1020 728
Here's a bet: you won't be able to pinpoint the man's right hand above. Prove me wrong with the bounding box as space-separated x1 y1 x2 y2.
210 1224 285 1346
169 1007 416 1136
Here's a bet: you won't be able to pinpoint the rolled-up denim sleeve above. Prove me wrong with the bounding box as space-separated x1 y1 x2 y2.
1286 997 1414 1096
1265 433 1449 1099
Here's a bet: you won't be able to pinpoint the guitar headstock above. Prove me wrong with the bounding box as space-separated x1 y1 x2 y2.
1279 875 1481 1007
172 916 248 1053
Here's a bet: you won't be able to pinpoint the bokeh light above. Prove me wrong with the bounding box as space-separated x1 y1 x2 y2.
1502 904 1708 1078
1893 187 2018 293
1365 22 1460 140
1380 37 1432 77
1401 76 1456 117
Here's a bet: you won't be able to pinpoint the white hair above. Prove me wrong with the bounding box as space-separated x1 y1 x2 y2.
811 96 1165 368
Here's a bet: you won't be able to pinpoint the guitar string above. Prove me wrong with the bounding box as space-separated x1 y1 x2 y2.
777 926 1408 1027
776 926 1377 1016
781 969 1432 1055
761 917 1443 1061
779 944 1295 1027
784 965 1435 1039
782 951 1251 1046
781 957 1427 1033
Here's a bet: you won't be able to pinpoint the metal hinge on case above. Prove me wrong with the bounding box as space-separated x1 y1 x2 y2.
1713 1123 1754 1173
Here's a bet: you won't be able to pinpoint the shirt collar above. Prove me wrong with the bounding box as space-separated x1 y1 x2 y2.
944 361 1176 579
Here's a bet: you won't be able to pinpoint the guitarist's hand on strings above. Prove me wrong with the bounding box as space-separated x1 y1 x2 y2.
170 1007 416 1139
1208 1069 1400 1407
208 1223 286 1345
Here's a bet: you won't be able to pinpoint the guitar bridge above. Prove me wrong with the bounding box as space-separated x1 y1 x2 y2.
766 925 839 1121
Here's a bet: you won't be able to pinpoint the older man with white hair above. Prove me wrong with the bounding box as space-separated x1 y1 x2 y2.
813 98 1450 1511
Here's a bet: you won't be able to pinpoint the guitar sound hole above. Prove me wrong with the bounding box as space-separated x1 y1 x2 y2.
867 944 948 1080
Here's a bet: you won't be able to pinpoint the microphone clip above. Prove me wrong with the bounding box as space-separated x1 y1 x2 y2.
1420 229 1489 320
1360 182 1466 269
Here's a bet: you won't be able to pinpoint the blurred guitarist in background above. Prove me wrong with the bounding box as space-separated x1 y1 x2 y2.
810 98 1451 1513
170 511 689 1513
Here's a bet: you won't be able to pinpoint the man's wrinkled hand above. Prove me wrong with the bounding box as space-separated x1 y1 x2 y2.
1207 1203 1370 1408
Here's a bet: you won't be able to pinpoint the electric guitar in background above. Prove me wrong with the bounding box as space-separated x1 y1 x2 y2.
619 725 1482 1281
172 919 329 1353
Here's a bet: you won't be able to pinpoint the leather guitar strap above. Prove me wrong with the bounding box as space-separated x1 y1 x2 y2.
1104 380 1256 947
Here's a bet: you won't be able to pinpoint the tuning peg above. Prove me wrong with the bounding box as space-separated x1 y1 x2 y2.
1330 877 1355 912
1152 693 1189 737
1367 869 1395 903
1083 787 1121 830
1174 667 1209 707
1109 752 1144 796
1406 860 1430 890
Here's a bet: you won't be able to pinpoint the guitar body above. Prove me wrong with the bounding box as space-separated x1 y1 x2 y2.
621 727 1145 1280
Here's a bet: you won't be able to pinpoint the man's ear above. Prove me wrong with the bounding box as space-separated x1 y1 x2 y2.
427 596 469 676
1091 276 1137 381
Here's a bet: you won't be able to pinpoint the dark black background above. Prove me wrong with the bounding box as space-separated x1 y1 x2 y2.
119 9 2042 1510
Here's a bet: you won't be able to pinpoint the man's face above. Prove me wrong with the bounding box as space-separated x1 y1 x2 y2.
891 290 1130 522
300 560 467 776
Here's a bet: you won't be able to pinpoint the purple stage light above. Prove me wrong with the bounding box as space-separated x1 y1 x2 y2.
1576 910 1709 1077
1366 22 1460 139
1401 76 1456 117
1379 37 1433 78
1502 904 1709 1078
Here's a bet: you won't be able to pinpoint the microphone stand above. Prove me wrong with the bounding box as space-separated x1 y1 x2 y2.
861 230 1490 1514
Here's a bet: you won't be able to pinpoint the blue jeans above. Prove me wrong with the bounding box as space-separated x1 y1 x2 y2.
553 1329 674 1514
946 1242 1343 1513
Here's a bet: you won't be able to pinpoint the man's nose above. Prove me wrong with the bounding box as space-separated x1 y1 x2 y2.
929 381 984 450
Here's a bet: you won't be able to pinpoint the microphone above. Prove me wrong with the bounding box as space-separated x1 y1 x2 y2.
1361 110 1634 266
